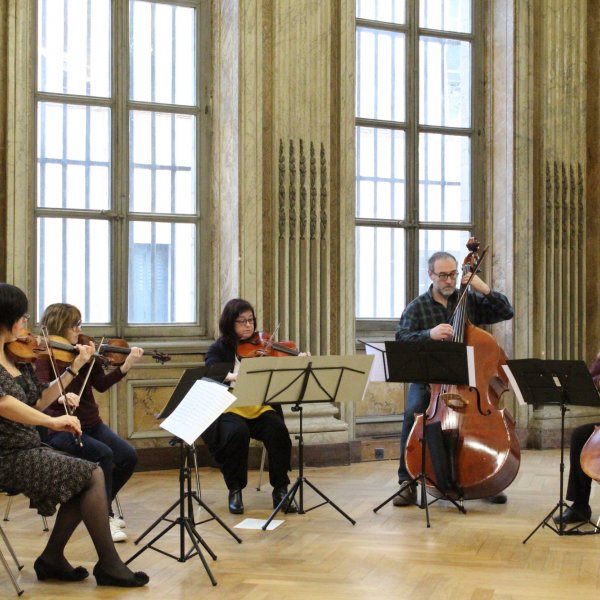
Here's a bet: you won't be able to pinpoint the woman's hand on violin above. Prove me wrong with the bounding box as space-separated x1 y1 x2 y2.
48 414 82 436
464 274 491 296
430 323 454 341
120 346 144 374
58 392 80 410
72 340 96 372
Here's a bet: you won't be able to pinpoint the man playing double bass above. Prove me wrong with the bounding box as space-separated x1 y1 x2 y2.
393 251 515 507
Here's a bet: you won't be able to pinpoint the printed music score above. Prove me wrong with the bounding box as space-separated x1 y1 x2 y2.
160 378 237 445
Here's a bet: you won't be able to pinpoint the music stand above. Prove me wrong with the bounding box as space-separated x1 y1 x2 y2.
504 359 600 542
373 341 472 526
234 355 373 530
125 370 242 586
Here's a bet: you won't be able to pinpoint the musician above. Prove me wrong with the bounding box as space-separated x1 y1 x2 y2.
554 352 600 525
393 251 515 506
0 283 148 587
202 298 296 515
35 303 143 542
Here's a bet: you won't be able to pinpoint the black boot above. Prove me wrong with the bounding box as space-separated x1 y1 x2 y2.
228 489 244 514
272 487 297 513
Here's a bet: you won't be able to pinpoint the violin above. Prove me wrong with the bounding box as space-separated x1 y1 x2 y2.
236 331 299 359
90 336 171 366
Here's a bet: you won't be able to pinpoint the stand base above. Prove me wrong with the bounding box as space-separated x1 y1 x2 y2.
373 475 466 527
262 475 356 530
523 501 600 543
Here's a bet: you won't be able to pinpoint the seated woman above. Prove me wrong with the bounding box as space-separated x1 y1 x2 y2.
554 352 600 525
202 298 296 515
35 303 142 542
0 282 148 587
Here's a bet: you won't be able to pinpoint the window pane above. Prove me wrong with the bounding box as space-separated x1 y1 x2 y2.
356 126 405 219
128 221 196 323
418 229 471 295
420 0 471 34
37 0 110 96
356 226 405 318
130 111 196 214
357 0 405 24
37 217 111 322
356 27 405 122
130 0 196 105
419 133 470 223
37 102 111 210
420 36 471 127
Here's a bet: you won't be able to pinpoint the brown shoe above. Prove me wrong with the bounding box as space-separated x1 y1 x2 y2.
392 482 417 506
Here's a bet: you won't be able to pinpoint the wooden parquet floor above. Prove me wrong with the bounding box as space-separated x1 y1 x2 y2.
2 449 600 600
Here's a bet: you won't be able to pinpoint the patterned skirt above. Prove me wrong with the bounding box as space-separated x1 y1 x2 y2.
0 445 96 516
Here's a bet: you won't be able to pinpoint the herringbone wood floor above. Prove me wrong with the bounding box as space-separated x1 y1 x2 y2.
2 449 600 600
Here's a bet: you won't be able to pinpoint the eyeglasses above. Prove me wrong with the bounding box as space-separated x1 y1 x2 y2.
72 320 82 329
432 271 459 281
235 318 256 326
21 313 30 321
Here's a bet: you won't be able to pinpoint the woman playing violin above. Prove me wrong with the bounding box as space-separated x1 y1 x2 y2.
202 298 297 515
35 303 143 543
0 283 147 587
553 352 600 525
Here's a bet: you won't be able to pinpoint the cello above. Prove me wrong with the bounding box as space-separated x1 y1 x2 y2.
404 239 521 500
580 362 600 482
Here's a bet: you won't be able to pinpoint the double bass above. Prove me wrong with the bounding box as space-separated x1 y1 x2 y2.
404 239 521 500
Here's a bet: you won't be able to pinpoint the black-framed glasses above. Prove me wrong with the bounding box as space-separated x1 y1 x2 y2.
432 271 459 281
235 318 256 326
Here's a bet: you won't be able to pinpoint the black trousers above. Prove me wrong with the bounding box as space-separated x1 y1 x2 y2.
201 410 291 491
566 422 599 506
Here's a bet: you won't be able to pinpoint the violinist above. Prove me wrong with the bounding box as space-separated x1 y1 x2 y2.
0 283 148 587
202 298 297 515
35 303 143 543
553 352 600 525
393 251 514 506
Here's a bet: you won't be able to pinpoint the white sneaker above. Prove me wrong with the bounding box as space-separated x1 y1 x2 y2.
110 515 126 529
110 519 128 543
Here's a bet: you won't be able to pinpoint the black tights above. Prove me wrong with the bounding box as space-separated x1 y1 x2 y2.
39 467 135 578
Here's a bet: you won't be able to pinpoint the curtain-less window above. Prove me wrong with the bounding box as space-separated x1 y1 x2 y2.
356 0 481 327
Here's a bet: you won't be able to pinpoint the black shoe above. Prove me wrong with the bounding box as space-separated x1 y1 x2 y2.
486 492 508 504
93 563 149 587
272 487 297 513
553 505 592 525
228 489 244 514
34 556 89 582
392 482 417 506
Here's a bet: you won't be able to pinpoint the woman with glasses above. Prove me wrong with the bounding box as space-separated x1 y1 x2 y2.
0 283 148 587
35 303 143 543
202 298 296 515
392 251 515 507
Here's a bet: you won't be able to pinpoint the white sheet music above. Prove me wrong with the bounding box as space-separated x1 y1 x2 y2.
501 364 527 406
160 379 237 445
363 342 387 382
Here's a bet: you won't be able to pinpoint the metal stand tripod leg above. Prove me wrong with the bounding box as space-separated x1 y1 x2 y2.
125 442 242 585
262 405 355 530
373 418 466 525
523 401 600 542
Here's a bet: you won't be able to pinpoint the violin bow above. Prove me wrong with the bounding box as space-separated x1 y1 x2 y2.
76 336 103 397
40 326 83 447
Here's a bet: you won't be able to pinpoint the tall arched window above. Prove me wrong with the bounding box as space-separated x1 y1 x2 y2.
34 0 210 337
355 0 483 333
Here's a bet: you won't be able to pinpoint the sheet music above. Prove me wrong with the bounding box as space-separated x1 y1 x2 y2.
502 364 527 406
160 379 237 445
466 346 476 388
362 341 387 382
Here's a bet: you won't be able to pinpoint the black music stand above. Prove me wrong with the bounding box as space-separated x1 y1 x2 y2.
234 355 373 530
373 341 471 526
505 359 600 542
125 368 242 586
